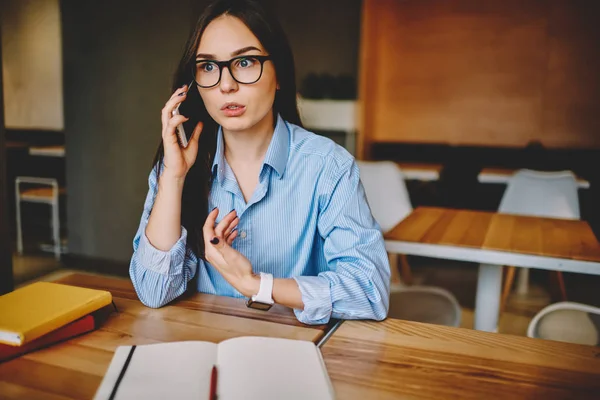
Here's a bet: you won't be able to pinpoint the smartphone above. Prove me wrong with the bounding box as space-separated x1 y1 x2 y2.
171 80 201 148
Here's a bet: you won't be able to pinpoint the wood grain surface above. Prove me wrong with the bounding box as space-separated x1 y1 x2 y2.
386 207 600 262
322 318 600 399
52 273 323 329
0 273 328 399
357 0 600 157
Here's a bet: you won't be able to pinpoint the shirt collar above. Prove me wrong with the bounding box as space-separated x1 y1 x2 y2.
212 114 289 181
262 114 289 179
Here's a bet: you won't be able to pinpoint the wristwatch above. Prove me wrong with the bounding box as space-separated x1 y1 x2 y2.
246 272 274 311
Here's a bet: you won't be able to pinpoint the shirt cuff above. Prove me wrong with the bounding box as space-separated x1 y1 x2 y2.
292 276 333 325
136 226 188 275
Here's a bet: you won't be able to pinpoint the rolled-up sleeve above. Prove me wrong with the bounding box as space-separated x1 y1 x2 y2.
129 166 199 308
293 160 390 324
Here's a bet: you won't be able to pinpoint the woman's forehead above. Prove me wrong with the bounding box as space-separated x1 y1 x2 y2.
197 15 265 59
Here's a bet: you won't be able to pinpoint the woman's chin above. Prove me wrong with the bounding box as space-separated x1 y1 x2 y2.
217 116 254 132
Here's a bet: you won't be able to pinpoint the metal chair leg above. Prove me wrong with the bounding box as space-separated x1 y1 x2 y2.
399 254 413 285
51 181 60 260
388 252 401 285
15 178 23 255
516 267 530 295
500 266 516 313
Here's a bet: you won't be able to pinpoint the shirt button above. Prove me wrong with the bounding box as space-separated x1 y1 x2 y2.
240 231 247 239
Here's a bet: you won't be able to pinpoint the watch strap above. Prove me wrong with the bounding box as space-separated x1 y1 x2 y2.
251 272 274 304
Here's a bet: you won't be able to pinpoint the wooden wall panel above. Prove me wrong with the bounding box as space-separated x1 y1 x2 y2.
541 0 600 148
1 0 64 130
359 0 600 157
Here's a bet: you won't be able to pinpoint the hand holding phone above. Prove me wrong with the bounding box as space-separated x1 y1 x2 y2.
171 80 198 148
160 83 204 180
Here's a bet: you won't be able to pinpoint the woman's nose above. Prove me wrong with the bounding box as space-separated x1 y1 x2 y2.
219 67 238 93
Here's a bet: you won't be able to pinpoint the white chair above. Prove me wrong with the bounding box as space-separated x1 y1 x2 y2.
527 302 600 346
15 176 63 260
498 169 579 311
357 160 413 285
357 161 461 327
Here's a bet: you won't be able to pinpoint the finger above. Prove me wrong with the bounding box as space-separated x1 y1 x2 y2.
214 210 238 238
169 84 189 100
190 121 204 144
183 122 204 158
161 99 185 129
161 87 188 126
165 115 189 137
222 216 239 238
202 207 219 243
226 229 238 246
162 93 186 121
162 116 189 149
161 86 186 122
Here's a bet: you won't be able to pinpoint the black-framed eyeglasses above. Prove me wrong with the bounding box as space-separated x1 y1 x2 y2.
193 55 271 88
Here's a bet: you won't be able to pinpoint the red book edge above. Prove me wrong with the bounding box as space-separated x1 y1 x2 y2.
0 305 112 363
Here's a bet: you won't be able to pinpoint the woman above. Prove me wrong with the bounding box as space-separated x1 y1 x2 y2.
130 0 390 324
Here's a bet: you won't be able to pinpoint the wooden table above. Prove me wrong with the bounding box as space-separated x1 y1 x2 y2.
3 273 600 399
384 207 600 331
397 162 443 181
478 167 590 189
0 273 331 399
322 319 600 399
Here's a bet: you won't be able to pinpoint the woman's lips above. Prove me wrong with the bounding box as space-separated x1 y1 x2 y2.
221 103 246 117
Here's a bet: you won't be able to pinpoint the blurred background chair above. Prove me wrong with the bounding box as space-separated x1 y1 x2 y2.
15 176 63 260
527 302 600 346
498 169 579 312
357 161 413 285
357 160 461 327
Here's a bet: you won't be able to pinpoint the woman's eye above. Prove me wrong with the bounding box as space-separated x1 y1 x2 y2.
200 62 216 73
236 57 256 68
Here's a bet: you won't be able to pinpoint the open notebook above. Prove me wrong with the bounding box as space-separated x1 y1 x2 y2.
94 336 334 400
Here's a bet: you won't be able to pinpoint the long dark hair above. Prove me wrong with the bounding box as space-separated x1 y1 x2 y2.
153 0 302 259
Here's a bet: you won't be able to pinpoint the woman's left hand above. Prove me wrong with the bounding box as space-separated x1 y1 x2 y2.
203 208 260 297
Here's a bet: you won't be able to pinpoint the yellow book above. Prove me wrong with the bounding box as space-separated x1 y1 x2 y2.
0 282 112 346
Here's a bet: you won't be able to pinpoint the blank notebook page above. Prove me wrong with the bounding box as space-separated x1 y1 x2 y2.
217 336 334 400
94 341 217 400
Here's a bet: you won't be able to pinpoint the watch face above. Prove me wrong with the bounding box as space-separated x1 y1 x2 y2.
246 299 273 311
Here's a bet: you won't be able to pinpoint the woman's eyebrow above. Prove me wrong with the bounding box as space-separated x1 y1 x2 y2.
231 46 262 56
195 46 263 60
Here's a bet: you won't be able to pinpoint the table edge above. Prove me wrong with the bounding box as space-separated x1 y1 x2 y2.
385 240 600 274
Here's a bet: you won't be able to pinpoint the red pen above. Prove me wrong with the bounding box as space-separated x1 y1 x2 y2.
209 365 218 400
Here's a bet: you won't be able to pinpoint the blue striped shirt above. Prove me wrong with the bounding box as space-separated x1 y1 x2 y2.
129 114 390 324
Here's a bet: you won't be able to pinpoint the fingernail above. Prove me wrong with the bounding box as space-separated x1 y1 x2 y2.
210 237 220 245
211 207 217 212
232 227 238 232
178 91 186 96
229 209 236 214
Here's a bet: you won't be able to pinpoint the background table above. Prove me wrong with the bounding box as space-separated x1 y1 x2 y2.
28 145 66 157
384 207 600 331
478 167 590 188
397 162 443 181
